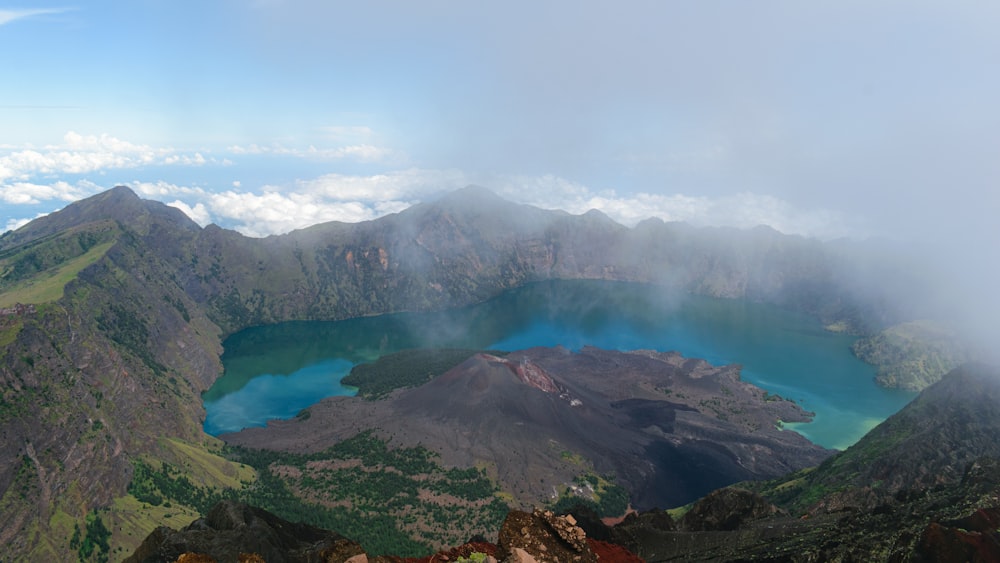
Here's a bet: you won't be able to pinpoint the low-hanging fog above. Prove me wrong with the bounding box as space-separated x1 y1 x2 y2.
1 1 998 356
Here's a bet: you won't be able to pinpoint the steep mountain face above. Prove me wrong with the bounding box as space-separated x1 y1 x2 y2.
772 363 1000 513
0 189 228 560
605 363 1000 562
0 185 933 560
223 347 832 510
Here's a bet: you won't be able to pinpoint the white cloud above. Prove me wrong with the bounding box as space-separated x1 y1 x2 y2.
318 125 375 142
109 170 852 239
4 215 37 233
202 190 367 237
0 139 853 240
0 180 94 205
0 8 66 26
0 132 220 184
489 175 857 239
131 180 209 199
296 168 467 201
226 142 393 162
102 169 469 237
61 131 153 154
128 168 848 240
163 152 208 166
226 144 267 155
167 200 212 226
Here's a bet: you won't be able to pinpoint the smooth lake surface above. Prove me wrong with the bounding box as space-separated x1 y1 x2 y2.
203 280 916 449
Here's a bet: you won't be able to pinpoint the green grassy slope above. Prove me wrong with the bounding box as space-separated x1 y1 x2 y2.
852 320 968 390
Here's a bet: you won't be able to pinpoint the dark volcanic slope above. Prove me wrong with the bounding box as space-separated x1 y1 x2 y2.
224 346 832 509
766 362 1000 513
610 364 1000 562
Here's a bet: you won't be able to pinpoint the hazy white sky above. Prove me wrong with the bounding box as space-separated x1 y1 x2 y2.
1 1 998 243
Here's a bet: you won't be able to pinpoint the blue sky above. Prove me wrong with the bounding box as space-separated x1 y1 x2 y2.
1 1 998 243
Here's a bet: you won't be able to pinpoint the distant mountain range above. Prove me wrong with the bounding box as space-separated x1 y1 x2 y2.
0 186 972 560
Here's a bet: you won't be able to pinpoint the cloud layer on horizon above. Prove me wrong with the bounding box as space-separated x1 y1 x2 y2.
0 131 863 239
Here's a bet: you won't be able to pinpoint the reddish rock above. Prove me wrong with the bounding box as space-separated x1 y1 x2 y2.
586 539 645 563
174 555 217 563
389 541 498 563
496 509 598 563
915 509 1000 562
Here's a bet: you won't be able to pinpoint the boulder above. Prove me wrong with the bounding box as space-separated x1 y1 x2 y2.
496 509 597 563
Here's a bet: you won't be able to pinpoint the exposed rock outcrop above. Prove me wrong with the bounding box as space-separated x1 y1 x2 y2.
126 502 648 563
915 507 1000 563
680 487 780 531
496 509 596 563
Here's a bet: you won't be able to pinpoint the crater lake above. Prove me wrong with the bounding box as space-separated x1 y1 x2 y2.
202 279 915 449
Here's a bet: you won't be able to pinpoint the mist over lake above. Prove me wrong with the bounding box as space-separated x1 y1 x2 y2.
204 280 914 449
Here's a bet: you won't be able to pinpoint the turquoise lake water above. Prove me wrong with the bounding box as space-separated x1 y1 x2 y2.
203 280 916 449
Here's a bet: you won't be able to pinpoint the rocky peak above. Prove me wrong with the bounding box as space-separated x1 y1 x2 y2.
680 487 781 531
479 353 560 394
1 185 199 249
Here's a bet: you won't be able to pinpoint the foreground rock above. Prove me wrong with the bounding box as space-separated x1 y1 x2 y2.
123 500 366 563
497 509 596 563
127 502 644 563
605 459 1000 561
